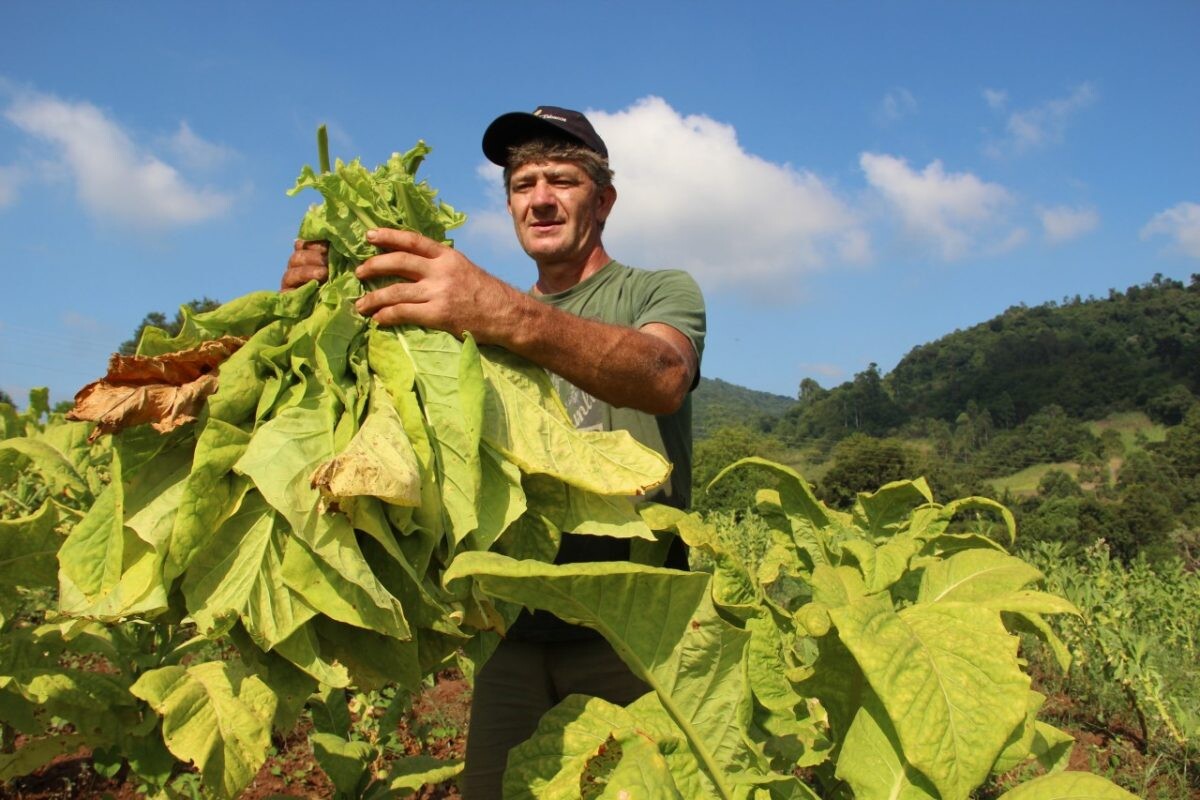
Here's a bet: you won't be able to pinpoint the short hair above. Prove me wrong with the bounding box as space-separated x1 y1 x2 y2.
502 139 614 195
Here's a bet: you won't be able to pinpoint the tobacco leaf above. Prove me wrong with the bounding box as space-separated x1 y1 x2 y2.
68 337 244 441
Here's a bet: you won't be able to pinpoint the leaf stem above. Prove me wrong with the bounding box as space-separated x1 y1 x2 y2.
1 489 32 515
1 720 15 754
595 620 738 800
318 124 331 175
348 203 377 231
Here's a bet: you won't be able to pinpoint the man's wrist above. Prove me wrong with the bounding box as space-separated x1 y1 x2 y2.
500 293 546 352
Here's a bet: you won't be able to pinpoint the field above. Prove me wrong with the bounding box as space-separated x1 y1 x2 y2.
1086 411 1167 449
981 410 1171 498
988 461 1082 497
3 388 1196 798
1 672 471 799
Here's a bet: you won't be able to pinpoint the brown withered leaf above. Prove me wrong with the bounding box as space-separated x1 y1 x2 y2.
68 337 246 442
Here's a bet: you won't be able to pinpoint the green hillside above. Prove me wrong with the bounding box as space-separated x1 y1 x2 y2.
764 274 1200 446
890 274 1200 425
692 376 794 439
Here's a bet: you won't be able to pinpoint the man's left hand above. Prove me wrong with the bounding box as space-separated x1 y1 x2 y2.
354 228 525 345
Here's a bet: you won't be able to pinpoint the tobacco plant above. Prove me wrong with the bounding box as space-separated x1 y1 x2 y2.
0 392 185 791
447 458 1140 799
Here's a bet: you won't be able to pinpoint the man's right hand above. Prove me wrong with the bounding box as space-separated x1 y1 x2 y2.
281 239 329 290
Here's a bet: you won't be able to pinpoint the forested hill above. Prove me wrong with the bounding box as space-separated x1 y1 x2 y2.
889 274 1200 425
692 377 794 439
749 274 1200 445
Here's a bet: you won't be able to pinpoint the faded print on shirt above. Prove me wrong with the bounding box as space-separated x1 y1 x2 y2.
551 374 606 432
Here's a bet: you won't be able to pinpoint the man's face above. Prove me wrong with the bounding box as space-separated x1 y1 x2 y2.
506 159 615 266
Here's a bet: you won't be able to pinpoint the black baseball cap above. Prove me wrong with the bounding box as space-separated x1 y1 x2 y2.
482 105 608 166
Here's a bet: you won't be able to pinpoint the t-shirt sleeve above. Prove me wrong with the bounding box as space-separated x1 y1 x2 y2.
633 268 705 388
632 269 707 375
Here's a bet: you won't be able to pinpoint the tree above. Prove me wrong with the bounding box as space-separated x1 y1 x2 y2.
1104 450 1185 562
889 275 1200 425
1077 451 1108 489
692 426 778 513
953 401 995 454
0 389 12 407
119 297 221 355
977 405 1099 474
1162 405 1200 477
990 391 1017 429
1020 495 1125 553
843 363 906 435
1038 468 1083 499
797 377 827 405
1117 450 1183 508
1147 384 1198 426
819 434 918 509
1111 484 1175 562
1099 428 1125 460
1021 496 1084 547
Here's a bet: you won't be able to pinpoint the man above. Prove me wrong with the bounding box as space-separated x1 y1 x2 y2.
283 106 706 798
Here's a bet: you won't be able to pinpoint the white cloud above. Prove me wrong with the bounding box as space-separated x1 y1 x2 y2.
166 121 233 170
475 160 504 198
1039 205 1099 243
985 83 1098 156
1140 202 1200 259
876 88 917 125
798 362 844 380
860 152 1016 260
5 92 233 227
470 97 869 297
993 227 1030 255
462 159 521 256
0 164 21 209
589 96 868 295
61 310 112 336
983 88 1008 111
465 208 518 253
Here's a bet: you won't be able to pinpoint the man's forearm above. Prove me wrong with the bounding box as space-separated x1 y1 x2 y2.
501 294 696 415
344 229 697 411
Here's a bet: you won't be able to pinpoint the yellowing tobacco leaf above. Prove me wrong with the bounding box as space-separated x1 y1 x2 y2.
68 337 245 441
309 399 422 508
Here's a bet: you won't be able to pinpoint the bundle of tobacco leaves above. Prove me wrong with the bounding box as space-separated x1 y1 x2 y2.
60 130 669 738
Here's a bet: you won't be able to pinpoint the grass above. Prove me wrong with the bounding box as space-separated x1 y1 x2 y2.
986 411 1167 498
988 461 1081 497
1088 411 1167 448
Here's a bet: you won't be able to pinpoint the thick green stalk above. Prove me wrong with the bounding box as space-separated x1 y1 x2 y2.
594 620 739 800
317 124 331 175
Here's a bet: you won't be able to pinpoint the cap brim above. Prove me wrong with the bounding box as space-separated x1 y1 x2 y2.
482 112 586 166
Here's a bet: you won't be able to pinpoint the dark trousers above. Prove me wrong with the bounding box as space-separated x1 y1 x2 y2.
460 635 649 799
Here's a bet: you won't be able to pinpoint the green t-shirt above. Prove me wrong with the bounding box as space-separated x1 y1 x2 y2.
536 260 706 510
508 260 705 642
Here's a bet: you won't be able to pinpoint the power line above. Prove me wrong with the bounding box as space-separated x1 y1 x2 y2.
0 322 121 355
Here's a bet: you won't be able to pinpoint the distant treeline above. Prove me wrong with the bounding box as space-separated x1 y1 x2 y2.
772 273 1200 445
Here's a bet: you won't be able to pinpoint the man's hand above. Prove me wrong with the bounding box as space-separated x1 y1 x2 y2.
354 228 526 345
281 239 329 290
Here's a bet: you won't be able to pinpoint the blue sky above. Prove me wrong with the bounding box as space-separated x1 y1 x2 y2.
2 2 1198 406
